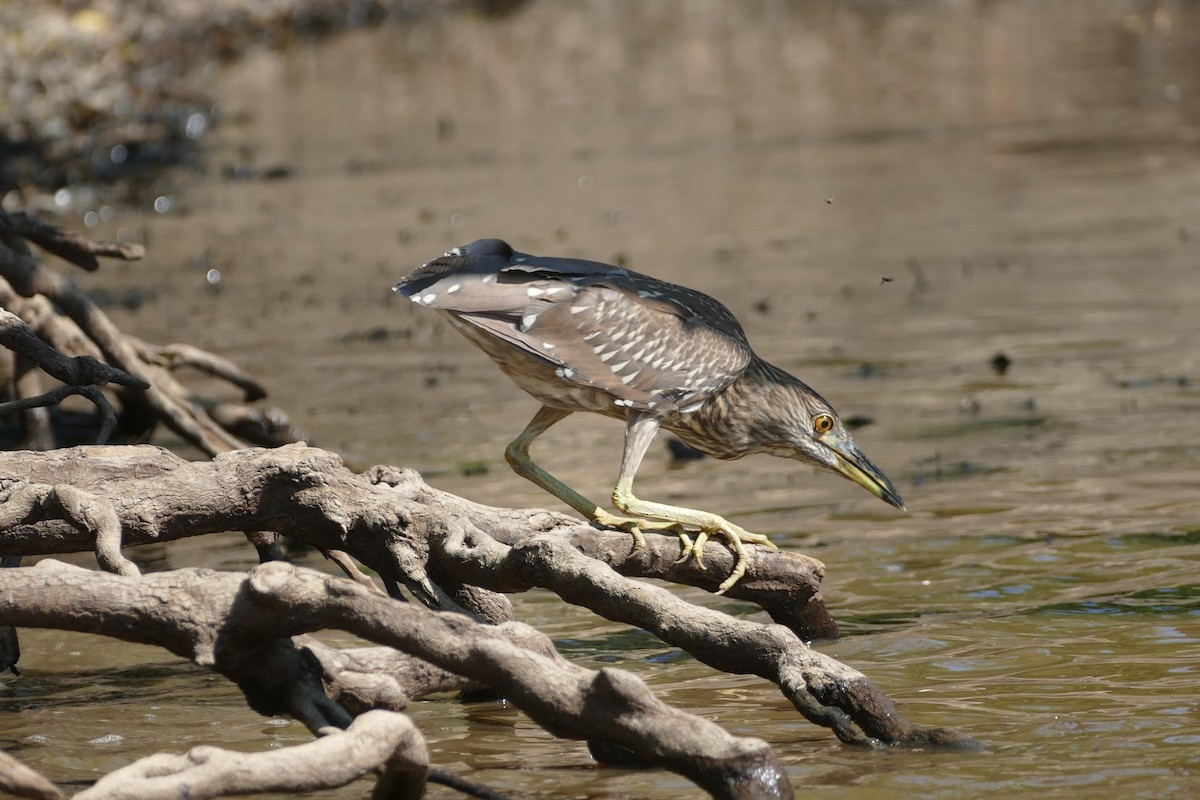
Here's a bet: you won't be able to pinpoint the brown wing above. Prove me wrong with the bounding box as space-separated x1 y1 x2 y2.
397 240 753 413
520 282 751 412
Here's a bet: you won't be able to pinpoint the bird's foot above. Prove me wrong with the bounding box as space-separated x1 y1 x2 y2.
677 520 776 594
592 507 775 594
590 509 683 552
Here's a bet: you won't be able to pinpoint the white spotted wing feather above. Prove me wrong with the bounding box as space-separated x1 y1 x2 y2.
396 240 752 414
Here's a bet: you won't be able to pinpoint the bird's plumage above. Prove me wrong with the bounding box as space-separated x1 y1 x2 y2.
395 239 903 593
397 238 753 418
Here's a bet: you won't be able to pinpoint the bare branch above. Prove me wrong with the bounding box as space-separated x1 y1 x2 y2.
10 364 55 450
0 444 976 750
0 307 148 385
128 337 268 401
73 710 427 800
0 560 791 799
0 291 104 363
0 275 299 452
0 210 144 272
0 383 119 443
203 401 308 447
0 444 828 632
299 638 473 713
0 247 247 455
442 528 978 748
0 481 137 575
0 307 152 443
324 549 387 594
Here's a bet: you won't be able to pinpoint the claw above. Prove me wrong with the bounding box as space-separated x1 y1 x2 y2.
674 532 698 566
713 529 747 594
690 530 710 569
591 509 668 553
715 558 746 594
592 507 772 594
709 520 773 593
676 524 755 593
626 524 647 551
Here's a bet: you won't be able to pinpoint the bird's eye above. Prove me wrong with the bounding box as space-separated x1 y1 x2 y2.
813 414 835 435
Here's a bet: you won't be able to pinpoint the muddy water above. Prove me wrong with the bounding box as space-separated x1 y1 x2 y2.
7 1 1200 797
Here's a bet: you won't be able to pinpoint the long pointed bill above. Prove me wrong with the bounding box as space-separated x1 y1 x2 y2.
827 440 905 510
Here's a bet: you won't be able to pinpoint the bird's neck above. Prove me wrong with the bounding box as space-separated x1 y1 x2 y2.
668 357 811 460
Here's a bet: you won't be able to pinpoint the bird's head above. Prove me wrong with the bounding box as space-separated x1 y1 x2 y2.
759 375 905 510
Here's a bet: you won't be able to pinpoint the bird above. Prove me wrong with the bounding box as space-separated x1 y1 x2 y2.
394 239 904 592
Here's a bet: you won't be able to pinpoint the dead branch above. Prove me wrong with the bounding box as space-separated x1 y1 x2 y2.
0 444 979 750
73 710 427 800
0 213 301 455
0 481 135 574
0 291 105 364
202 400 311 448
0 210 144 272
0 242 244 452
0 750 61 800
11 364 55 450
0 307 149 442
0 560 790 799
0 309 145 392
128 337 267 401
440 528 974 747
0 444 829 632
299 638 473 714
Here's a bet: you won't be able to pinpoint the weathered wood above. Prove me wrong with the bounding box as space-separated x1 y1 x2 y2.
0 443 829 633
0 212 300 454
73 711 428 800
0 560 791 800
0 443 977 752
0 307 148 442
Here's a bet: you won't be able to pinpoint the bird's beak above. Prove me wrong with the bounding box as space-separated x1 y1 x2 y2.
826 437 905 510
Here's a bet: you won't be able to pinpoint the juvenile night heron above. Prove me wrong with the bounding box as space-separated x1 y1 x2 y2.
395 239 904 592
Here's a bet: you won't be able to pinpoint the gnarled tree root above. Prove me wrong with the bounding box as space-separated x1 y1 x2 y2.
0 444 832 635
0 209 302 454
0 444 978 751
74 710 428 800
0 560 791 800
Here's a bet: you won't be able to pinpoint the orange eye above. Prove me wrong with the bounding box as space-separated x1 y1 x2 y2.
813 414 834 435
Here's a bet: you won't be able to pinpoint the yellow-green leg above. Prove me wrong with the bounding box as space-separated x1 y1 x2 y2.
504 406 682 550
611 413 776 594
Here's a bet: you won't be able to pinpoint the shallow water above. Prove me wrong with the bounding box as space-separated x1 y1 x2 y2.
6 1 1200 797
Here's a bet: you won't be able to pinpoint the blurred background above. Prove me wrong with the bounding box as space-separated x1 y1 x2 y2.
3 1 1199 797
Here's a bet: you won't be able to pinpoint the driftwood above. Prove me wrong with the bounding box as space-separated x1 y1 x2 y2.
0 307 148 442
1 560 790 799
0 213 978 798
0 206 301 666
74 710 428 800
0 443 833 633
0 448 974 796
0 208 303 453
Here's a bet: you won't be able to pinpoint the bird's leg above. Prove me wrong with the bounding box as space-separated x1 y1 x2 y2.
504 406 679 550
505 406 599 517
611 413 775 594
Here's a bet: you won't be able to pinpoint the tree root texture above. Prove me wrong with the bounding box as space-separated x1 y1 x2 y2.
0 444 979 756
0 209 304 454
1 560 790 799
